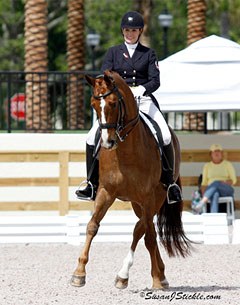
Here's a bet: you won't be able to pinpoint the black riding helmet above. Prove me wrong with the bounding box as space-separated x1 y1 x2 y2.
121 11 144 29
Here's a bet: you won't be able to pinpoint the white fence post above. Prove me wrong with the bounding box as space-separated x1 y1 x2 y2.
66 215 80 245
203 213 229 244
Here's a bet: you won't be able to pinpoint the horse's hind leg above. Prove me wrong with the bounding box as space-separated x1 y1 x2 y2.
71 190 114 287
155 244 169 289
115 219 145 289
143 202 167 289
115 202 144 289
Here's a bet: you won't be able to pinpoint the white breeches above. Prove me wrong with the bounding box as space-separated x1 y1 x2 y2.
87 95 171 146
139 96 171 145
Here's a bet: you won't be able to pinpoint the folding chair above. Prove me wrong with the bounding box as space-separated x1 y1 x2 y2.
203 196 235 225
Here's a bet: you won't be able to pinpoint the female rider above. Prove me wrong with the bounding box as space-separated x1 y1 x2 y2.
76 11 182 204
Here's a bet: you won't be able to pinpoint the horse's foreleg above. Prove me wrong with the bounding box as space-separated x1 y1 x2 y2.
70 217 99 287
115 217 145 289
71 190 114 287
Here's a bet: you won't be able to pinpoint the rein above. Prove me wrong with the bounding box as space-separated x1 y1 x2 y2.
93 82 139 142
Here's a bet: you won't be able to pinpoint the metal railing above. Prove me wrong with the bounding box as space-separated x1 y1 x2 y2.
0 71 97 132
1 71 240 133
165 111 240 133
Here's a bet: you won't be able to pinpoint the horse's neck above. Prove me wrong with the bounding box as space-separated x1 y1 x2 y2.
126 97 138 120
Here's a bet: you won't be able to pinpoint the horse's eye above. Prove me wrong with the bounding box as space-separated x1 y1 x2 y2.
109 101 117 109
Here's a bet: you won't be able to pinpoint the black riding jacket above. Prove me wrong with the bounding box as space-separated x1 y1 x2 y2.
101 42 160 95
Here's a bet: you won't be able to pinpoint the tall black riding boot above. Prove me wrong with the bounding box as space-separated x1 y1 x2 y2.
161 143 182 204
75 144 99 200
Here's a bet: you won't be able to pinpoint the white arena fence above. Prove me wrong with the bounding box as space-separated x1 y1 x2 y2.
0 134 239 245
0 211 237 245
0 134 240 216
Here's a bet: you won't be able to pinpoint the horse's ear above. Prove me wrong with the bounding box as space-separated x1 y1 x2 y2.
103 70 114 87
85 75 95 87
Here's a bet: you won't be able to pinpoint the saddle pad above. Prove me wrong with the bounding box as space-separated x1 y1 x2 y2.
139 112 163 153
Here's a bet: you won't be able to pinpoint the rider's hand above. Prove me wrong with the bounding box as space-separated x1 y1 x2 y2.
130 85 146 98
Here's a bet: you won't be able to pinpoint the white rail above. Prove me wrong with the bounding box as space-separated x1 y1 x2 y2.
0 212 233 245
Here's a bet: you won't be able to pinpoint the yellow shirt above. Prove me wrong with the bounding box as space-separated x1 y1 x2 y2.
201 160 237 186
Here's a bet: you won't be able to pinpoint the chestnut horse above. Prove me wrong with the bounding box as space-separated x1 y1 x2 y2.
71 70 191 289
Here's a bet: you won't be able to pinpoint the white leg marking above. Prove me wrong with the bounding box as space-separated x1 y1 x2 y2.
100 98 109 147
117 250 134 279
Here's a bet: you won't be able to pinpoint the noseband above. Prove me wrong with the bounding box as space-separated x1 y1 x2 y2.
93 82 139 142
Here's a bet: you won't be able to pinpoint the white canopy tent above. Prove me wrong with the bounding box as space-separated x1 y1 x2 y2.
153 35 240 112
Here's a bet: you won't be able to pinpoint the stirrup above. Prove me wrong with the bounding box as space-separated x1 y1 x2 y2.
76 180 95 201
167 182 182 204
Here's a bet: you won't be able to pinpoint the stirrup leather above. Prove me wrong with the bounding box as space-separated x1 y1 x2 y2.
167 182 182 204
76 180 95 201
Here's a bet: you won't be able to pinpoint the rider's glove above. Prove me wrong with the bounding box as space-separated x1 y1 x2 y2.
130 85 146 98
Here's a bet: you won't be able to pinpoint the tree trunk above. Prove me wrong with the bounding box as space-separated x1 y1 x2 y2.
187 0 206 45
24 0 50 131
184 0 207 132
67 0 85 129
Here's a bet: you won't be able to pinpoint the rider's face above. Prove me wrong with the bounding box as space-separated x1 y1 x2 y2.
122 28 142 44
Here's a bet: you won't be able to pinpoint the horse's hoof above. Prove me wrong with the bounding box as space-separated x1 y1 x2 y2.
152 278 169 290
70 275 86 287
161 278 169 289
115 275 128 289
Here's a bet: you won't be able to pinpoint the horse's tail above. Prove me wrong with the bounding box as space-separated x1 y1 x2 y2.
157 177 192 257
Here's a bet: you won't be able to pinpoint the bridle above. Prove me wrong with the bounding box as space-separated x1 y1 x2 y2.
93 81 139 142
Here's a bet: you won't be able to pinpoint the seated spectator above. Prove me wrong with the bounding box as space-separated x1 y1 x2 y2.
195 144 237 214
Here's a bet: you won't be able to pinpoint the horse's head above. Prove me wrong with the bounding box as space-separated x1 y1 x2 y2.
86 70 139 150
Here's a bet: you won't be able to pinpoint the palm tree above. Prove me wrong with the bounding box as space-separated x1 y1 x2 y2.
184 0 207 131
24 0 50 131
187 0 206 45
67 0 85 129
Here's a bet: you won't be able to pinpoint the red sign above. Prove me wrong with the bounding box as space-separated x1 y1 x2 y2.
10 93 26 121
